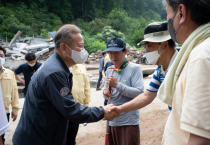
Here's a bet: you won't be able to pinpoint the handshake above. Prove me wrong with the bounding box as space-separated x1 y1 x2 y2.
103 104 122 121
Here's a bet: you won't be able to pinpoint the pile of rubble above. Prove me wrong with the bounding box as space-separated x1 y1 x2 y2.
0 39 8 47
86 44 145 64
2 31 55 60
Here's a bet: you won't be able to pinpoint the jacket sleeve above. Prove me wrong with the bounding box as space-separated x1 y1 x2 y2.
83 69 91 106
11 72 19 112
43 72 104 123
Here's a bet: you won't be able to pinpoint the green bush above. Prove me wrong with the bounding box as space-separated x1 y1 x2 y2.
95 26 125 42
107 9 129 32
83 33 106 54
0 3 62 41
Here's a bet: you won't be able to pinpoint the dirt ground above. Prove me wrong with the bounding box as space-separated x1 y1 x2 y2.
5 76 169 145
76 77 169 145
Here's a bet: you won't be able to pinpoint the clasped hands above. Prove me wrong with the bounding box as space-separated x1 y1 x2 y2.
103 75 123 121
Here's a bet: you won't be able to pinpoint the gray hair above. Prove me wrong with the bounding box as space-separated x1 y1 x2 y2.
163 0 210 25
54 24 82 49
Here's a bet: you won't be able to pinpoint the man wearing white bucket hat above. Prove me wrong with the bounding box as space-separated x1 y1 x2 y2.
110 22 178 116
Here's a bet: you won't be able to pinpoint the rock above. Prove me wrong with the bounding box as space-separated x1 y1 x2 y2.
85 60 91 64
130 46 137 51
129 51 136 55
127 54 134 61
96 59 100 63
95 50 103 56
132 59 138 63
126 44 130 51
90 58 96 61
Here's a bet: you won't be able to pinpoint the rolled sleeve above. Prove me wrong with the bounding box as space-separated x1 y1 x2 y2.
15 65 22 74
180 58 210 139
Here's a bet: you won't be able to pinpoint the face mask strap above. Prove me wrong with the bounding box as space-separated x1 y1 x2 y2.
173 8 179 20
65 44 73 58
173 8 182 34
158 43 162 66
158 43 163 82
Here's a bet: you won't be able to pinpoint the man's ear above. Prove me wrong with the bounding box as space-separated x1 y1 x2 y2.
178 4 187 25
125 48 128 55
60 43 67 55
161 41 168 50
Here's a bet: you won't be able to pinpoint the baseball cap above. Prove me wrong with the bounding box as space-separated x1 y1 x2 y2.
105 38 126 52
138 22 171 45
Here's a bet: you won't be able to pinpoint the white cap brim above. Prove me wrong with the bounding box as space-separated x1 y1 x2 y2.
138 30 171 45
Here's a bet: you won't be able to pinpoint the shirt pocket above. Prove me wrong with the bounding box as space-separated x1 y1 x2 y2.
1 76 13 104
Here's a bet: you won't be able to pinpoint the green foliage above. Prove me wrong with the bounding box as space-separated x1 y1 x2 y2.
83 33 106 54
0 0 167 53
95 26 125 42
142 10 162 22
107 9 129 32
0 3 61 40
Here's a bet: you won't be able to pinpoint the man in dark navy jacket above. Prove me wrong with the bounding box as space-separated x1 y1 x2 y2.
12 24 118 145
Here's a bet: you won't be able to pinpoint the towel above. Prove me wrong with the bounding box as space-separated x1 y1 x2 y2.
157 23 210 107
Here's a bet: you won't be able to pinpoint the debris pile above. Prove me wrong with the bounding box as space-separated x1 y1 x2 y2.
126 44 145 64
0 39 8 47
86 44 145 64
2 31 55 60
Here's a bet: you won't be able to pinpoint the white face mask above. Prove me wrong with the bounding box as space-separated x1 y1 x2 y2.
28 62 36 67
145 50 160 65
145 44 165 65
0 57 5 67
66 45 89 64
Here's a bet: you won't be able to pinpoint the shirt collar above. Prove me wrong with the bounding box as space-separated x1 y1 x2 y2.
0 66 5 74
161 50 178 75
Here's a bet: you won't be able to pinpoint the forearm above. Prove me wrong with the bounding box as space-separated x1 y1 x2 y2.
119 91 156 113
116 82 144 98
102 70 106 78
187 134 210 145
15 75 24 84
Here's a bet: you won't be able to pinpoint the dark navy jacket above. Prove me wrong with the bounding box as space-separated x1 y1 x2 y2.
12 52 104 145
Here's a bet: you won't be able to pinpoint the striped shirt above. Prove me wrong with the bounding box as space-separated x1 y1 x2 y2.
146 50 178 93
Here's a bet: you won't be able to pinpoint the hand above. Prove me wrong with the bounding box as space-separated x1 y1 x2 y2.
103 87 113 99
12 112 18 121
21 80 25 86
107 76 118 88
103 76 106 81
109 106 123 115
104 104 120 121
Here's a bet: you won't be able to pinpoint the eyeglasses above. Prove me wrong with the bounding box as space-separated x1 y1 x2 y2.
144 43 156 52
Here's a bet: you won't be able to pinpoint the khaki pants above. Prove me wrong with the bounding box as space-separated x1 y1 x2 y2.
109 125 140 145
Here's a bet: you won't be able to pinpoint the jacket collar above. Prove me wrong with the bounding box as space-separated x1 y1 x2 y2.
54 52 71 76
0 66 5 74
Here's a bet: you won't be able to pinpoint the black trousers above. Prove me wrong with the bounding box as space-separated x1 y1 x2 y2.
97 72 103 88
2 113 10 145
104 99 108 106
65 121 79 145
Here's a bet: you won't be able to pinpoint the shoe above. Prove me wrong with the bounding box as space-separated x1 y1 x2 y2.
96 88 102 91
